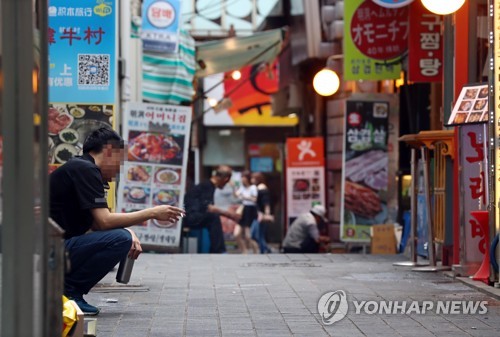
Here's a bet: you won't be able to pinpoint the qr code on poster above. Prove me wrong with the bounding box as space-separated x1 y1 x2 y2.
77 54 110 86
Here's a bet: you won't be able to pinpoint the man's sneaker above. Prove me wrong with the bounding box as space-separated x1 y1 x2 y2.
69 296 100 316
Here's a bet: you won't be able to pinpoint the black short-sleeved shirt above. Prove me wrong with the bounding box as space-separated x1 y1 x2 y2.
183 180 216 227
50 154 108 239
256 188 271 213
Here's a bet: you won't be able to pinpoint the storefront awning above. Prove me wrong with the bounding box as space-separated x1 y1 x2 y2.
195 28 285 78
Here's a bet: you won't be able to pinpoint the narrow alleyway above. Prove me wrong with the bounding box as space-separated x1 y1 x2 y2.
87 254 500 337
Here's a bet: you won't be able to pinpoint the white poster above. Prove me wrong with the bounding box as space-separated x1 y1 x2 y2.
117 102 192 248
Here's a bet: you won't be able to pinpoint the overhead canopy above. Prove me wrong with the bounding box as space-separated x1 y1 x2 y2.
195 28 285 78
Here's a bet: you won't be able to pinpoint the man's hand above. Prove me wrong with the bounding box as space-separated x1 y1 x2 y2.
319 235 330 243
225 211 241 222
151 205 185 223
125 228 143 259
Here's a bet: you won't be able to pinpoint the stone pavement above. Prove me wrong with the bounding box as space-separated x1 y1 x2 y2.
86 254 500 337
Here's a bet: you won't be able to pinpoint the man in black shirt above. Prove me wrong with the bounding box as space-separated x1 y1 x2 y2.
183 165 239 253
50 128 184 315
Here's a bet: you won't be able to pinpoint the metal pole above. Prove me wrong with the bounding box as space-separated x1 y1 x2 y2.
1 0 37 335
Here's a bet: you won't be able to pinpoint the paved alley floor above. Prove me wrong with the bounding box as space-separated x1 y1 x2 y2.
87 253 500 337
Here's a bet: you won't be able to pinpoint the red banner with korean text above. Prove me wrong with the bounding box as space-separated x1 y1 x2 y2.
459 124 489 275
408 1 443 82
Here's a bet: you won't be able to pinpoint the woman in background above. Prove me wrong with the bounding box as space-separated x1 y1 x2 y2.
251 172 273 254
234 171 259 254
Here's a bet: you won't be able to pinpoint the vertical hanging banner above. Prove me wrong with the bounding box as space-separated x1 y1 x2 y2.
286 138 326 225
407 0 443 82
117 103 192 248
141 0 181 53
344 0 408 80
493 1 500 240
459 124 489 275
341 99 390 242
48 0 117 169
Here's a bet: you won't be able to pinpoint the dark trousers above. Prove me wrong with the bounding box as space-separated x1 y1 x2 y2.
186 213 226 253
64 229 131 297
283 237 319 254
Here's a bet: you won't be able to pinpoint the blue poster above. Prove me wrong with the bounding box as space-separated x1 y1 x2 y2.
141 0 181 53
48 0 116 104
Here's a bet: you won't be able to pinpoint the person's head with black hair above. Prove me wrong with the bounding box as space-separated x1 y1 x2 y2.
83 127 125 182
83 127 124 154
211 165 232 188
241 170 252 187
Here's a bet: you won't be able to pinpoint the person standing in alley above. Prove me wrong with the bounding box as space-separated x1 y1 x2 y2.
251 172 274 254
50 128 185 315
234 171 259 254
282 204 330 253
183 165 240 253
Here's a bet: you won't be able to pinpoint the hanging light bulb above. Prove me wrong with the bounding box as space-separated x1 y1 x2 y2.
421 0 465 15
231 70 242 80
313 69 340 96
207 97 218 107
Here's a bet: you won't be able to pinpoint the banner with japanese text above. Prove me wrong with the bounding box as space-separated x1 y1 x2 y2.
141 0 181 53
344 0 407 80
341 99 389 242
408 0 443 82
117 103 192 248
48 0 117 104
285 138 326 226
459 124 489 275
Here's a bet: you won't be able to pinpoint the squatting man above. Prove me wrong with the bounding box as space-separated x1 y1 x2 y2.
50 128 185 315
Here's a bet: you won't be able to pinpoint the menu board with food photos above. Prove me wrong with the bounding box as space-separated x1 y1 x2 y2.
447 84 489 126
116 102 192 248
285 138 326 226
48 103 114 173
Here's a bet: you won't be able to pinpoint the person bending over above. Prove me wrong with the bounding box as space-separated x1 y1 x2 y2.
282 205 330 253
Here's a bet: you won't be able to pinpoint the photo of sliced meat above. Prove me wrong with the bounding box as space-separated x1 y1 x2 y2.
345 150 388 184
344 181 382 218
364 169 388 191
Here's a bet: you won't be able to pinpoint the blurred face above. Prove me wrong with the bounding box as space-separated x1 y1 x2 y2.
241 176 249 186
101 145 125 181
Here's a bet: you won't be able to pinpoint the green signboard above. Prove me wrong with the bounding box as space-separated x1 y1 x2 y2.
344 0 407 80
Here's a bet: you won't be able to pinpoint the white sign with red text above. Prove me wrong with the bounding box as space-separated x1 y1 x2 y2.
117 102 191 248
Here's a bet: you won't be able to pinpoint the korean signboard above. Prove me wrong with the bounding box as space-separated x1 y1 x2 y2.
285 138 326 226
447 84 489 126
116 103 192 248
48 0 117 104
408 1 443 82
341 99 389 242
141 0 181 53
459 124 489 274
494 0 500 249
344 0 407 80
